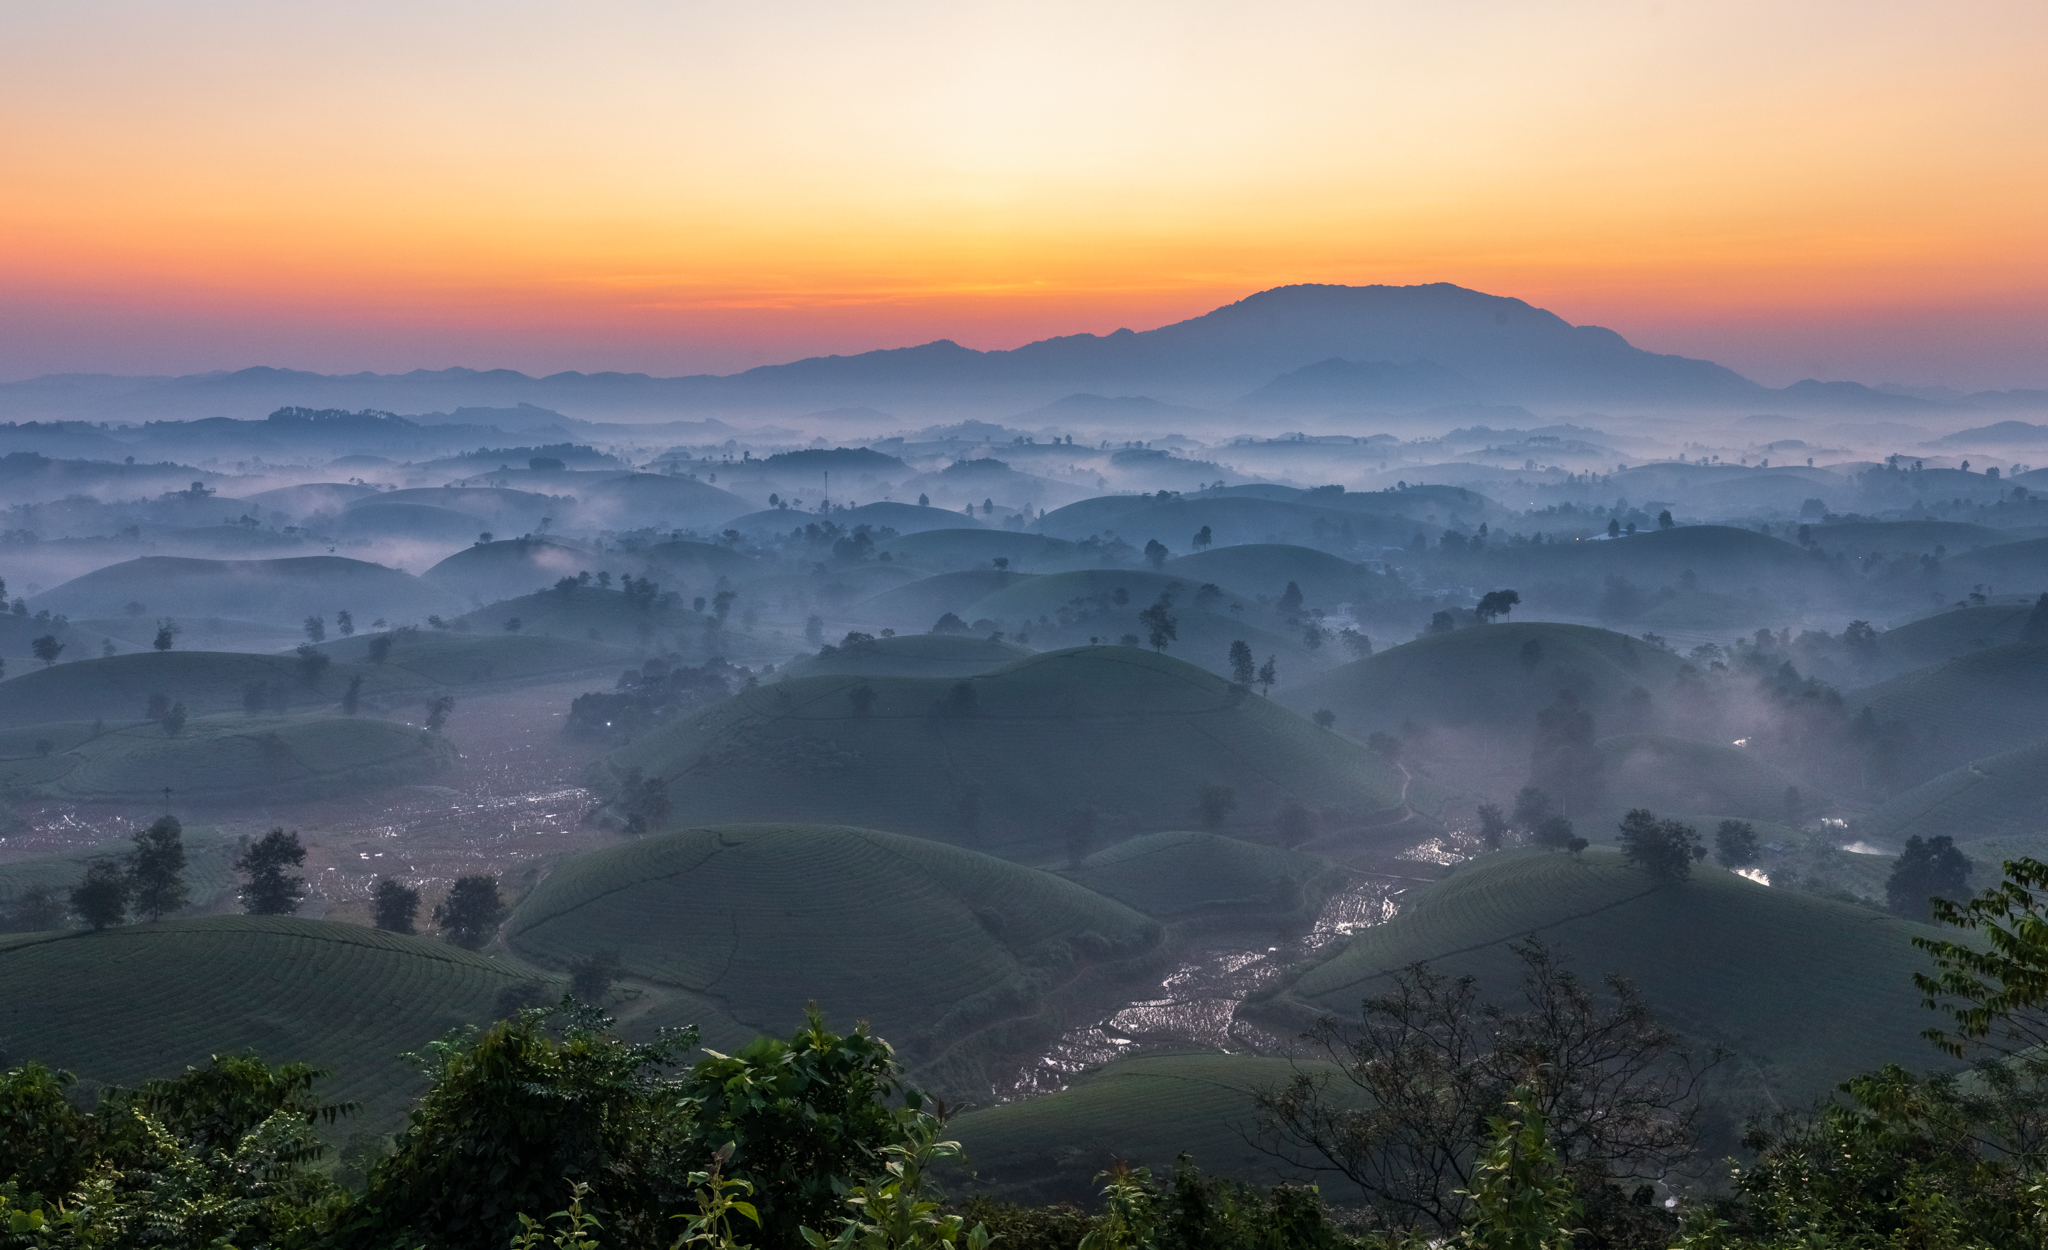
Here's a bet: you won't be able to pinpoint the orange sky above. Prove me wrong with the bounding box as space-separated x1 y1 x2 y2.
3 0 2045 387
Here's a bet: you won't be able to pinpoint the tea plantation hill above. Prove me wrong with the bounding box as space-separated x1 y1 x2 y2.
636 539 763 588
1036 493 1419 552
604 647 1421 863
1162 544 1387 609
775 633 1034 681
28 556 462 627
949 1052 1354 1205
422 536 604 603
1492 526 1835 606
1858 603 2038 678
567 473 752 531
953 569 1318 678
0 713 452 804
0 826 243 921
333 500 498 545
1276 622 1687 796
0 612 94 671
1854 641 2048 781
1859 740 2048 845
1945 535 2048 586
1255 847 1953 1115
726 501 987 537
857 569 1037 630
1060 831 1348 929
0 918 555 1131
873 529 1086 573
1806 519 2010 560
449 586 802 662
348 485 560 533
504 824 1163 1094
1588 734 1821 832
241 481 380 519
896 459 1088 514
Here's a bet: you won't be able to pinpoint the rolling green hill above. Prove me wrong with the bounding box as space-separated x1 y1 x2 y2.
1856 641 2048 779
873 530 1083 572
1161 544 1383 609
775 633 1034 680
1062 831 1346 923
605 647 1416 863
1945 536 2048 586
506 824 1162 1091
1865 604 2036 677
858 570 1039 630
0 713 453 803
1860 740 2048 845
1267 848 1951 1109
0 917 553 1130
948 1052 1352 1204
0 826 243 919
421 536 604 603
28 556 461 627
1591 733 1816 829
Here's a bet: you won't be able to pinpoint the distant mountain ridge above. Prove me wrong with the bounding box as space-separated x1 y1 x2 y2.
4 283 2041 424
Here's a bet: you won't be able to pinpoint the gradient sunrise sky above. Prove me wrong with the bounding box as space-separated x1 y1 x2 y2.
3 0 2044 388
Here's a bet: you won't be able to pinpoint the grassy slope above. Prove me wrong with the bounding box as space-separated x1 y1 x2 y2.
0 634 632 727
30 555 460 624
874 530 1082 572
1161 544 1378 607
776 634 1035 681
506 824 1162 1090
949 1052 1352 1204
0 713 452 802
0 827 243 914
1062 831 1345 922
1868 604 2035 677
1857 642 2048 775
0 917 551 1129
1271 848 1948 1109
1862 740 2048 844
859 571 1040 630
608 647 1413 863
1591 733 1817 830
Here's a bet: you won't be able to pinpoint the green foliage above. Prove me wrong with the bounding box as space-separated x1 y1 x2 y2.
1457 1090 1581 1250
1886 834 1973 921
0 1063 94 1201
671 1146 759 1250
1616 809 1704 881
127 815 188 922
688 1008 915 1248
372 878 420 934
67 860 128 931
1712 820 1759 870
1914 855 2048 1057
1077 1162 1156 1250
799 1112 987 1250
511 1180 605 1250
435 875 505 949
236 828 307 915
348 1003 701 1250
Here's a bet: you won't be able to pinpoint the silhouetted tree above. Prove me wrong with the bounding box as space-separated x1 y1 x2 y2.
1714 819 1761 869
1278 582 1304 616
1192 525 1213 550
1058 805 1100 868
1607 519 1621 538
1533 814 1581 851
1887 835 1973 920
303 615 326 643
70 859 130 930
1257 655 1277 695
1530 692 1602 816
1656 510 1674 529
1313 708 1336 728
1617 809 1704 881
435 874 505 949
236 829 308 915
295 642 330 684
1194 783 1237 830
1475 590 1521 622
1144 538 1170 570
1277 798 1316 848
342 674 362 715
160 700 186 736
1340 628 1372 659
1138 591 1177 652
153 618 180 651
31 635 63 666
569 949 622 1004
5 884 65 932
336 609 354 636
931 612 970 635
127 814 188 921
1367 732 1401 761
1476 802 1509 850
1427 611 1455 634
425 695 455 733
373 877 420 934
1229 640 1256 687
1514 786 1557 831
368 632 394 663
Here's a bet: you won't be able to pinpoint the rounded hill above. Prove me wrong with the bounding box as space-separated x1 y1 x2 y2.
1857 642 2048 779
1162 544 1379 607
1866 604 2037 677
606 647 1412 862
506 823 1160 1087
859 570 1038 630
0 714 452 803
571 473 750 529
873 529 1081 572
1861 740 2048 845
727 501 983 536
1592 733 1816 828
1945 536 2048 585
1063 831 1344 921
776 633 1034 680
1271 847 1947 1106
0 917 549 1130
421 536 602 602
29 556 460 626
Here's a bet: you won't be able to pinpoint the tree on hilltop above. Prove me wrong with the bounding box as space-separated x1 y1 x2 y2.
1257 655 1277 695
1714 819 1760 869
70 859 130 930
1138 591 1177 652
435 875 506 950
153 618 180 651
1477 802 1509 851
1143 538 1170 570
1887 835 1972 921
1228 640 1255 687
1617 809 1704 881
31 635 63 666
236 828 307 915
1476 589 1521 622
373 877 420 934
128 814 188 921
